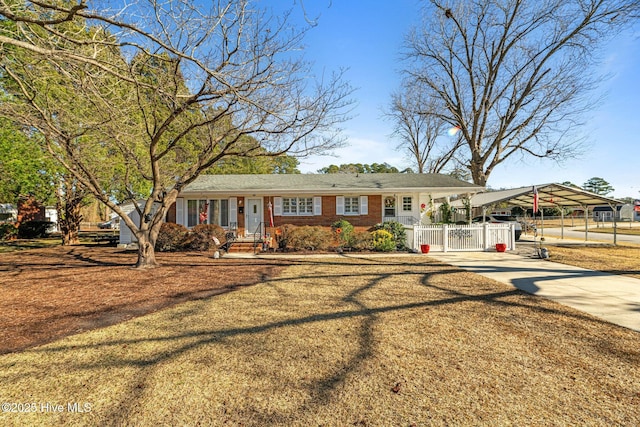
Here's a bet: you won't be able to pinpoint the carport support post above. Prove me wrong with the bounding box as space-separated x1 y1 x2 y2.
610 203 618 246
583 206 589 241
560 207 565 240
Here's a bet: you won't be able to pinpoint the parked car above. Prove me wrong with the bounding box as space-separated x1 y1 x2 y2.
472 215 522 241
98 220 117 229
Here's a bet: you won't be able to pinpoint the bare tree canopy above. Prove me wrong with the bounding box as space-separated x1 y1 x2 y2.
385 86 462 174
0 0 353 267
401 0 640 186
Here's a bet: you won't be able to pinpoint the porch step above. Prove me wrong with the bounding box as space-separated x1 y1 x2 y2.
226 241 263 254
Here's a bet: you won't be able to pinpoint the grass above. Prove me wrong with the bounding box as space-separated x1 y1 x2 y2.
0 237 61 253
545 244 640 279
580 227 640 236
1 255 639 426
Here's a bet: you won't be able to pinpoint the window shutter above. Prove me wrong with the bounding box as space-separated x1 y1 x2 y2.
360 196 368 215
175 198 184 226
229 197 237 228
313 197 322 216
336 196 345 215
274 197 283 216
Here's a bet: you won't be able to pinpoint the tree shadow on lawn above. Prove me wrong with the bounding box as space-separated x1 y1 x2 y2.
5 256 636 424
0 246 291 355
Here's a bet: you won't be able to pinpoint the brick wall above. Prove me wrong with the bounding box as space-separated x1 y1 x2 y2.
269 195 382 229
168 195 384 232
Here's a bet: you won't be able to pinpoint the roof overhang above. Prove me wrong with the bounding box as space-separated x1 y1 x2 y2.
457 183 621 209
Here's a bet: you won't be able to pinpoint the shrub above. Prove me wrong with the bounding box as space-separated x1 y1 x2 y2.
181 223 226 251
438 201 453 224
332 219 355 248
286 226 333 251
371 229 395 252
0 222 18 240
275 224 297 251
155 222 188 252
17 221 53 239
351 230 374 251
374 221 407 250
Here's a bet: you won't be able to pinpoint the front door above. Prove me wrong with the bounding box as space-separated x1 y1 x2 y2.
246 198 262 235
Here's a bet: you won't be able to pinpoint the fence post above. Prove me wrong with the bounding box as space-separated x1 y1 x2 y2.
443 224 448 253
483 223 489 250
510 224 515 249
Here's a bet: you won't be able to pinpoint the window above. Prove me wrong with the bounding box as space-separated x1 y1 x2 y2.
188 199 229 227
344 197 359 214
209 199 229 227
402 196 413 212
187 200 209 227
384 197 396 217
282 197 314 215
337 196 368 216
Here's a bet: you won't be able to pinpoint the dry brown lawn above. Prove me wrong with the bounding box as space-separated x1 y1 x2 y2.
547 244 640 279
0 245 288 355
585 227 640 236
1 247 639 426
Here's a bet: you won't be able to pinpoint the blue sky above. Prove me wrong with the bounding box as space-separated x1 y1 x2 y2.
266 1 640 199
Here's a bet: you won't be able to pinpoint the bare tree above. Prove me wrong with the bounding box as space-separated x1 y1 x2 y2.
0 0 353 268
385 85 463 173
402 0 640 186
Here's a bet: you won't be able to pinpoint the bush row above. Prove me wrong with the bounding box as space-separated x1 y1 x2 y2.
153 220 407 253
155 223 227 252
0 221 53 240
275 220 407 253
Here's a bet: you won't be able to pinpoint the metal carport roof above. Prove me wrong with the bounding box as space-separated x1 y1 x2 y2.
462 183 621 209
455 183 624 243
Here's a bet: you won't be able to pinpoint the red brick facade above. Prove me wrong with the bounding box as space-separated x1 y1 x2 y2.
265 195 382 229
167 195 385 233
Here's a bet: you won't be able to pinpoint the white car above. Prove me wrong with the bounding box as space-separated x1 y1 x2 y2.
472 215 522 240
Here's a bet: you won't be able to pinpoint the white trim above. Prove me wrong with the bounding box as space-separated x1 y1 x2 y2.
274 197 282 216
360 196 368 215
175 198 184 226
336 196 345 215
313 196 322 215
229 197 237 228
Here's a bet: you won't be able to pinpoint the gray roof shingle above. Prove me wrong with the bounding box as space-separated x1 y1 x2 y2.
182 173 482 194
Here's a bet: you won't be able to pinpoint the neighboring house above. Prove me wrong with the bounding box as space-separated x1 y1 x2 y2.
45 206 59 232
593 204 640 222
119 173 482 245
172 173 481 235
117 200 158 245
0 203 17 222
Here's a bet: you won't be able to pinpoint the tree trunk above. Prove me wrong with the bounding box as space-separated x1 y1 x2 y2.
60 220 80 245
57 195 83 245
135 232 159 269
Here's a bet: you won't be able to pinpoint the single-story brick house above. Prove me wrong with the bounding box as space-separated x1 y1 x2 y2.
161 173 482 238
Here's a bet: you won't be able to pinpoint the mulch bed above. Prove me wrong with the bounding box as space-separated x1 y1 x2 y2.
0 245 290 355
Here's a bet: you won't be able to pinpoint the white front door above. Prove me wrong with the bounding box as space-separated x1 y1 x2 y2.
246 198 262 235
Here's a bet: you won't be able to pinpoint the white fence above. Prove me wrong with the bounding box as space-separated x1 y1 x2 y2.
412 223 515 252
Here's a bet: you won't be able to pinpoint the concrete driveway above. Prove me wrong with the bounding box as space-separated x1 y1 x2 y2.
428 250 640 332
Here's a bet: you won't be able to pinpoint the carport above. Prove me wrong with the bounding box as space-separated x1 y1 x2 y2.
459 183 623 244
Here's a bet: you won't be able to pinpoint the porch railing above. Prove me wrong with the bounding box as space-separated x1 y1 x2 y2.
412 223 514 252
251 221 265 254
383 215 419 226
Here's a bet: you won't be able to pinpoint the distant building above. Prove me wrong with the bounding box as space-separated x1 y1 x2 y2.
592 204 640 221
0 204 17 222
